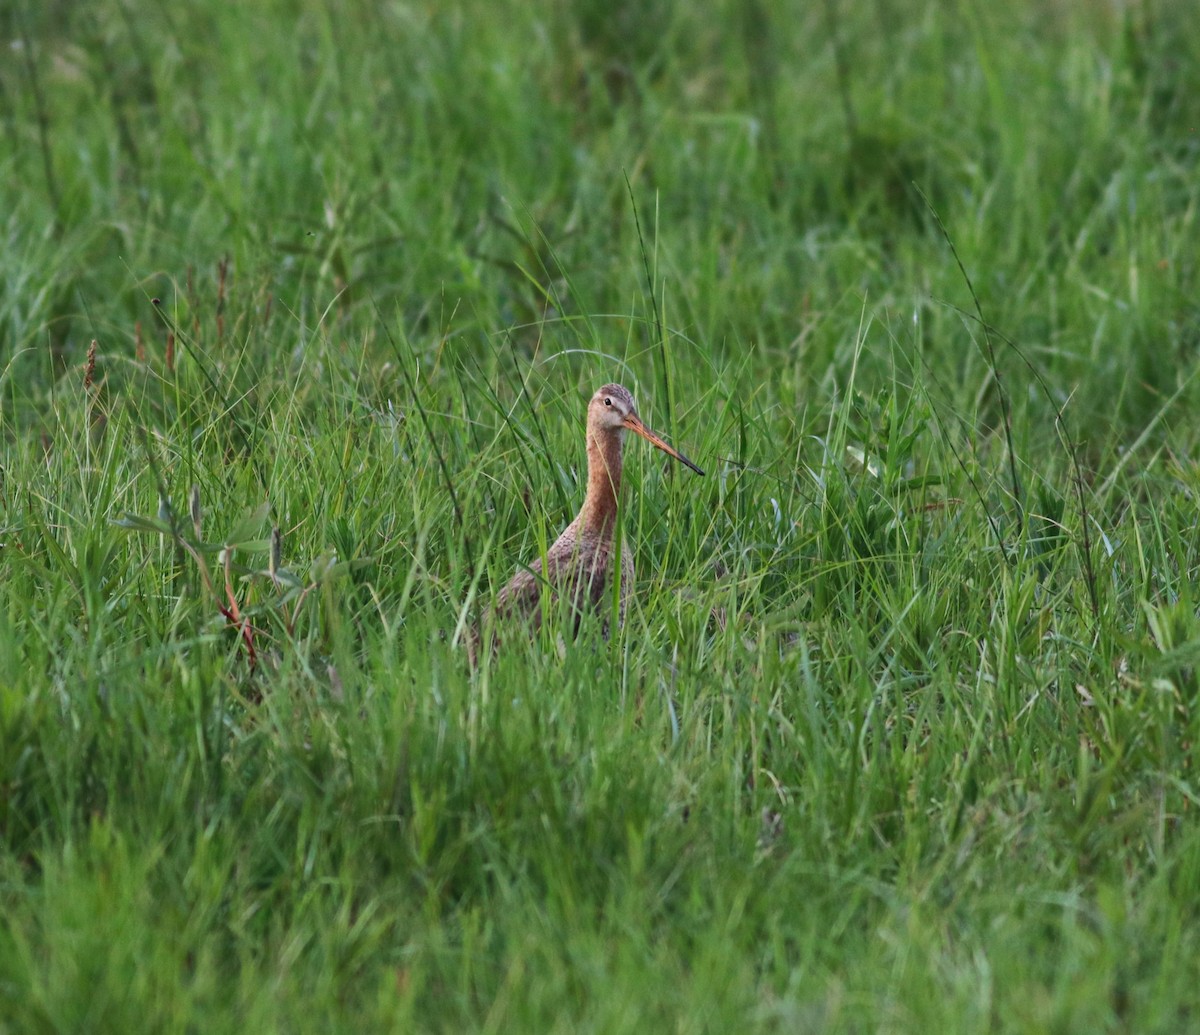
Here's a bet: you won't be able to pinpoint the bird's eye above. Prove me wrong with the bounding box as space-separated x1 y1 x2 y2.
604 397 612 407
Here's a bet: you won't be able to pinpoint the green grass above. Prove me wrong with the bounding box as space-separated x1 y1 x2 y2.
2 0 1200 1030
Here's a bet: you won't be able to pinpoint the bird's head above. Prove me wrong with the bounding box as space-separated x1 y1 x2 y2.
587 383 704 475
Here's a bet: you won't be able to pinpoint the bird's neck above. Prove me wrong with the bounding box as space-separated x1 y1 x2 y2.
580 429 623 536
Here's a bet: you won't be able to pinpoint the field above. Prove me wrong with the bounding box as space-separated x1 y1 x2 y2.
3 0 1200 1030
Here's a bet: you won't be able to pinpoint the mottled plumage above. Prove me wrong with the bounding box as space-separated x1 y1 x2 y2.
487 383 703 640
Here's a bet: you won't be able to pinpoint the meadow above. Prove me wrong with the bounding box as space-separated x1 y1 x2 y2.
2 0 1200 1030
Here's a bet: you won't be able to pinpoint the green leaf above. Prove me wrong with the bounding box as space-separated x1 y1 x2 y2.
224 503 272 548
114 513 173 536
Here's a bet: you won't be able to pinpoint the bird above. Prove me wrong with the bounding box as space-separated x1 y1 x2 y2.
485 383 704 641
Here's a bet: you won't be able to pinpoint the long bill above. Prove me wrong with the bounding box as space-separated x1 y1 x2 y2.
623 414 705 476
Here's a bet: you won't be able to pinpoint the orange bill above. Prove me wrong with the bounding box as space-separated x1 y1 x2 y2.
623 414 705 475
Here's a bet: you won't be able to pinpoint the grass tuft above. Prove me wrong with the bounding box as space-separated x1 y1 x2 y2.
3 0 1200 1030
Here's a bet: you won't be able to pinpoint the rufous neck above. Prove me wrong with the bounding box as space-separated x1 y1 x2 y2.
581 427 623 534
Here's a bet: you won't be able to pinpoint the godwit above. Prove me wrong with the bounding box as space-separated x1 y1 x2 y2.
488 383 703 637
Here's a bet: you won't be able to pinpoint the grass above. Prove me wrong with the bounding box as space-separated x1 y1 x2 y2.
2 0 1200 1030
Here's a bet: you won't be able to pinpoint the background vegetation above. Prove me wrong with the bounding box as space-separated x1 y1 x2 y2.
2 0 1199 1030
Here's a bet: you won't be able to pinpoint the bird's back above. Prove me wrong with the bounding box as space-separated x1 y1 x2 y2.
489 518 632 633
